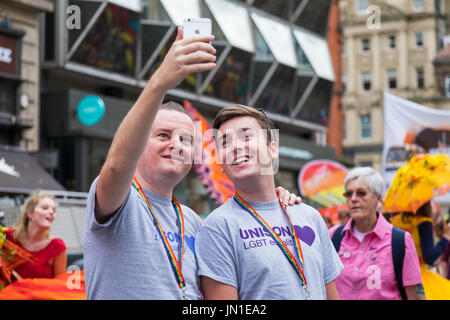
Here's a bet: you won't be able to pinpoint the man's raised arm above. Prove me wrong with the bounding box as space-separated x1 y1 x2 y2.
95 27 216 223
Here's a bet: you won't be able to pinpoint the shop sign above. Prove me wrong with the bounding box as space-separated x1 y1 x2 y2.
77 95 105 126
278 146 313 160
0 33 17 75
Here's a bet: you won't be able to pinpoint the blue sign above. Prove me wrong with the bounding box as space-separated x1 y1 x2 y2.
77 95 105 126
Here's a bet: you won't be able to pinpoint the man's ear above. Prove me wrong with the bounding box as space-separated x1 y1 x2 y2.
268 140 278 159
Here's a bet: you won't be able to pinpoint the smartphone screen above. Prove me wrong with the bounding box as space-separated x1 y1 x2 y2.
183 18 212 39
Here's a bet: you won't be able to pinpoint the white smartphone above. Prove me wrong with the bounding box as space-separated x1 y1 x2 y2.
183 18 212 39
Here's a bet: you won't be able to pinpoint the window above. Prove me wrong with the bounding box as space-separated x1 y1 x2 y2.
360 114 371 139
253 0 292 20
357 0 369 13
342 74 347 94
416 32 424 47
416 67 425 88
294 0 331 37
445 75 450 97
413 0 424 11
0 79 16 115
360 161 373 167
387 35 396 50
387 70 397 89
361 38 370 52
362 72 371 91
70 3 139 76
342 114 346 140
436 0 443 14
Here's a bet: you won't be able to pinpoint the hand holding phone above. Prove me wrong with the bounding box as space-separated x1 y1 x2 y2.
183 18 212 40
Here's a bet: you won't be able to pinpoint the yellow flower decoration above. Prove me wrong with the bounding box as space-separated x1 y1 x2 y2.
384 153 450 213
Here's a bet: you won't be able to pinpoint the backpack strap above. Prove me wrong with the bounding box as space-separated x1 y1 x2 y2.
391 226 407 300
331 224 346 253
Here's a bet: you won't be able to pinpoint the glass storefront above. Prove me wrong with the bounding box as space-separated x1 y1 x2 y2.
253 0 293 20
203 47 252 104
295 0 330 37
295 77 333 126
255 64 295 116
70 2 139 76
88 138 111 185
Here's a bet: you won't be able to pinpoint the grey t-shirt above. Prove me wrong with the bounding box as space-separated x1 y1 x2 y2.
84 177 203 300
195 198 343 300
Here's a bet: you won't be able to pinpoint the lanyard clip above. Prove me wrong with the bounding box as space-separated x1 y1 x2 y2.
303 284 309 299
181 286 187 299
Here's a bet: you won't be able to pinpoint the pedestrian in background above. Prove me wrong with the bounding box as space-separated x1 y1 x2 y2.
390 201 450 299
338 209 350 225
323 216 333 229
329 167 424 300
441 240 450 280
3 192 66 280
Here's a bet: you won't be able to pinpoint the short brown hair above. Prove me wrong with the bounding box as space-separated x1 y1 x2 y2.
213 105 276 143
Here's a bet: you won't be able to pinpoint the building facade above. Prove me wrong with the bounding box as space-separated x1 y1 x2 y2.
0 0 67 195
340 0 449 172
0 0 57 151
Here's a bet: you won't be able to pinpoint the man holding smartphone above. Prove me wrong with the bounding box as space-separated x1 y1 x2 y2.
83 25 300 300
83 27 217 300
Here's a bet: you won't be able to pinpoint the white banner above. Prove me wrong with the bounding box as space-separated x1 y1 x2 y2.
382 91 450 204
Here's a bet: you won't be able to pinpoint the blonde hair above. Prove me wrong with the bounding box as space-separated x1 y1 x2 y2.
12 191 56 243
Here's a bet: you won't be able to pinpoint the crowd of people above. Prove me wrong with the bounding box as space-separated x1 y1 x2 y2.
1 27 450 300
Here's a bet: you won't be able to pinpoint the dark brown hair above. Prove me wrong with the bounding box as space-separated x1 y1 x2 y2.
213 104 276 143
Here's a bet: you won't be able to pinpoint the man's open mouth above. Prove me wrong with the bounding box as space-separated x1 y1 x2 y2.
232 156 250 165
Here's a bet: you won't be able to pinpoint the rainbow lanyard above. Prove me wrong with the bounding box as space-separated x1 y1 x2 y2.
233 193 309 298
132 177 186 295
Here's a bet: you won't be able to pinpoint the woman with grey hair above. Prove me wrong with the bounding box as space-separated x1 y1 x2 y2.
328 167 425 300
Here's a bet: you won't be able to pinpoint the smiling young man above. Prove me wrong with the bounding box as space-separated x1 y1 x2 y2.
195 105 343 300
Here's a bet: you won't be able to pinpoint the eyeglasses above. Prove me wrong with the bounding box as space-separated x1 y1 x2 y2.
343 190 369 199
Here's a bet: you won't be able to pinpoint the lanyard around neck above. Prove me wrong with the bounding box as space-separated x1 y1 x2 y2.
233 193 307 288
132 177 186 290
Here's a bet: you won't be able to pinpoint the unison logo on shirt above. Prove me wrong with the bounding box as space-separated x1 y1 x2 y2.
154 232 196 254
239 224 316 250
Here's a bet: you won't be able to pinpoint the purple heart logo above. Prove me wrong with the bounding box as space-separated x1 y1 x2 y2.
293 225 315 246
184 235 196 255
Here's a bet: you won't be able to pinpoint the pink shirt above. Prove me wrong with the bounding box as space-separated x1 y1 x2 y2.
329 214 422 300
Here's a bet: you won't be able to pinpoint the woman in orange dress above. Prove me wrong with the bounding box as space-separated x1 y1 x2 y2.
4 192 66 280
390 201 450 299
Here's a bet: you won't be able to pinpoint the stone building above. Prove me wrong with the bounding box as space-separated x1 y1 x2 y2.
340 0 449 171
